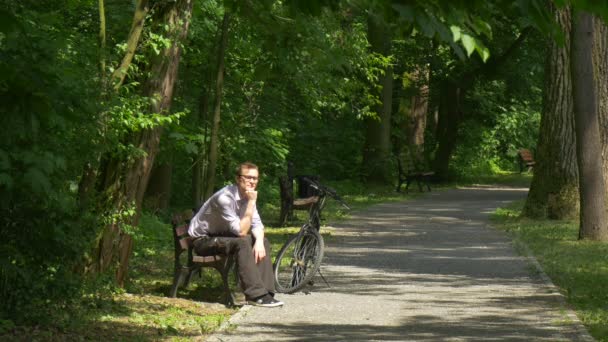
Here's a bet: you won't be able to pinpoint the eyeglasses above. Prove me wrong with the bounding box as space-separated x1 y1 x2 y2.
239 175 259 181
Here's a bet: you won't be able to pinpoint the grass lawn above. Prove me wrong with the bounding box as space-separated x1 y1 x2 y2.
492 201 608 342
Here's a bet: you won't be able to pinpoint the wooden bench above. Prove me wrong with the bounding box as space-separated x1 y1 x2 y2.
517 148 536 173
169 210 236 306
279 176 319 226
396 157 434 193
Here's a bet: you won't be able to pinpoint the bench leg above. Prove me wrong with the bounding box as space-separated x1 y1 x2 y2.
183 267 200 289
416 177 424 192
405 177 413 192
170 267 189 297
219 256 236 307
396 178 404 192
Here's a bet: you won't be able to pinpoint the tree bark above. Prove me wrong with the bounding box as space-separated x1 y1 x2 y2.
144 161 173 213
595 17 608 209
407 66 430 151
98 0 107 89
203 12 231 201
523 6 579 219
432 82 463 179
192 84 210 209
362 12 393 183
93 0 194 285
571 10 608 241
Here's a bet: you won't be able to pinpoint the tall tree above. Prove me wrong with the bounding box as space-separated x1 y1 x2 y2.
523 6 579 219
93 0 194 285
571 9 608 241
203 11 231 201
596 17 608 212
431 27 532 180
362 11 393 183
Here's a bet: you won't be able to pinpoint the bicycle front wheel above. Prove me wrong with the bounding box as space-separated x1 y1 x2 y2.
274 227 324 294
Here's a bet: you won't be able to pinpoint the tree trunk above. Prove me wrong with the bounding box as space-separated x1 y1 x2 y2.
432 82 463 180
203 12 231 200
93 0 194 285
144 161 172 213
362 13 393 183
431 28 531 181
571 10 608 241
407 65 430 164
595 17 608 210
98 0 107 89
111 0 150 91
393 64 430 170
192 84 210 209
78 0 150 209
523 6 579 219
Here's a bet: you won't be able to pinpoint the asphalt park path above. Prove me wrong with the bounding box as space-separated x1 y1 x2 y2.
207 186 593 341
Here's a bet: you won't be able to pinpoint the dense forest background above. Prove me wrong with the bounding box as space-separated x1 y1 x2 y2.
1 0 607 326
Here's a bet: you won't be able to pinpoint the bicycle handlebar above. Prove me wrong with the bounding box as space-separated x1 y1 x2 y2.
301 177 350 210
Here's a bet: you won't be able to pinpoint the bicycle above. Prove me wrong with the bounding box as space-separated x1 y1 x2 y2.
273 177 350 293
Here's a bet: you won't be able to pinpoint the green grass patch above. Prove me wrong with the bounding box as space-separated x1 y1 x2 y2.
492 201 608 341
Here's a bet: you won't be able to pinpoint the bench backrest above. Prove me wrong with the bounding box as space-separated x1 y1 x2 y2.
172 210 195 251
518 149 534 162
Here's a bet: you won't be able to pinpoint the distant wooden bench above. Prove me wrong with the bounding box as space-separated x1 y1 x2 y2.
169 210 236 306
396 157 434 193
517 148 536 173
279 176 319 226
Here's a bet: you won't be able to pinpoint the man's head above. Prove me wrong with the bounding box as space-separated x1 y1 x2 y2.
235 162 259 194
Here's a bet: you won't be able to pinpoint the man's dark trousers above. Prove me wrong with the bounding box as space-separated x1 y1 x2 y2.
193 235 275 300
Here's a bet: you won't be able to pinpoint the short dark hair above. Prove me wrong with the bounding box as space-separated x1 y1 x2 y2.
236 161 258 176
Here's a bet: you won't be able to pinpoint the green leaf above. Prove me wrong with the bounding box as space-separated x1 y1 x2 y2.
450 25 462 42
461 33 475 56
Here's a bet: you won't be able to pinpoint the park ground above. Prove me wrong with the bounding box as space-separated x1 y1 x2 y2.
1 174 607 341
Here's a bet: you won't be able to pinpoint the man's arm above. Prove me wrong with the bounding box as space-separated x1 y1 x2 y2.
251 228 266 263
238 190 257 236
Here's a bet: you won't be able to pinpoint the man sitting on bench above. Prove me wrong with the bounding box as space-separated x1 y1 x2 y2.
189 162 283 308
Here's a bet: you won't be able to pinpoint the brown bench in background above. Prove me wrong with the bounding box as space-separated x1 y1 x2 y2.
517 148 536 173
169 210 236 306
396 157 434 193
278 176 319 226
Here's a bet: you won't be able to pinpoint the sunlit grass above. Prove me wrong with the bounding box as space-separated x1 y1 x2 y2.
492 200 608 341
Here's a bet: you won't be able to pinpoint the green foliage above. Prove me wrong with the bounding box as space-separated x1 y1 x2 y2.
0 0 103 323
451 84 541 178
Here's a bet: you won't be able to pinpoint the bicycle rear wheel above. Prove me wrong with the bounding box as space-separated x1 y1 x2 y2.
273 227 324 294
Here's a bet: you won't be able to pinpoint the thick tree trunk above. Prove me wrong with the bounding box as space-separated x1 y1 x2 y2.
523 7 579 219
595 17 608 207
571 10 608 241
203 12 231 200
362 13 393 183
393 65 429 171
432 82 463 180
93 0 194 285
407 66 430 150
